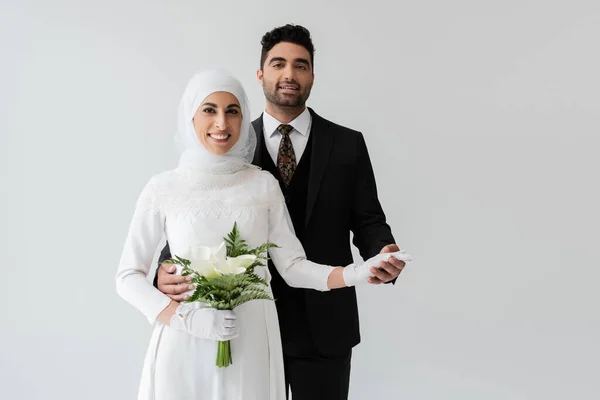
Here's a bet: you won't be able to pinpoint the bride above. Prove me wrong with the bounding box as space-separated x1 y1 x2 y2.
116 69 407 399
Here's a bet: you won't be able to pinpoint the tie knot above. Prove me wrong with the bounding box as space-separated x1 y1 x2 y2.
277 124 294 136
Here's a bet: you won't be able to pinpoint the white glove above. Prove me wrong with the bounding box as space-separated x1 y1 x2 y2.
169 302 239 341
343 250 413 286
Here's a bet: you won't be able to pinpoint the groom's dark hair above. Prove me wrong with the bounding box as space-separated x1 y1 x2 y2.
260 24 315 70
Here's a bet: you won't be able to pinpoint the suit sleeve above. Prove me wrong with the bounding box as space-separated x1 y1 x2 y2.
350 132 396 278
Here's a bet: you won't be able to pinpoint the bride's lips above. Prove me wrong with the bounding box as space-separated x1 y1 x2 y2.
207 133 231 144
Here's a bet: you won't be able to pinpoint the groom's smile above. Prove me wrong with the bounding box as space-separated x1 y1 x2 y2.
277 81 300 95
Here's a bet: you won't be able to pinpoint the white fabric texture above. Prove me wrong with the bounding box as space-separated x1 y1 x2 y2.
262 107 312 164
117 167 336 400
170 302 239 341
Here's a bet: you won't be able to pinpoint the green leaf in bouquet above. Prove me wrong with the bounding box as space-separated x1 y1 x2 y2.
224 222 250 257
243 271 269 287
249 242 279 259
162 255 191 270
230 292 273 308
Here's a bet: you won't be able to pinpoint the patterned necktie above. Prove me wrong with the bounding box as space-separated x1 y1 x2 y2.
276 124 296 186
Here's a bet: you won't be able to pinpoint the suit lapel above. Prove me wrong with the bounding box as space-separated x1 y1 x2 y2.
253 110 334 227
305 108 334 227
252 116 264 167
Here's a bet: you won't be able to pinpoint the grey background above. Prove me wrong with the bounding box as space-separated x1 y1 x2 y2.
1 0 599 399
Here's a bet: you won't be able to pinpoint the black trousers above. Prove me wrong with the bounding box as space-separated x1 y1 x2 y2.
284 350 352 400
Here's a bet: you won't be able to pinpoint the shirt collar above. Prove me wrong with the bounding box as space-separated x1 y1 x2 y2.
263 107 311 138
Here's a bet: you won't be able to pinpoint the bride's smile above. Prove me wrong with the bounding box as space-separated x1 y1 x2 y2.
193 91 242 155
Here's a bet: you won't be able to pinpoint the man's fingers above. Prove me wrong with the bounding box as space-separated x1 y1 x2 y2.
370 266 393 280
381 244 400 253
167 293 191 302
368 276 384 285
387 257 406 270
368 246 407 284
378 260 402 275
160 263 177 274
156 262 195 299
157 264 192 284
159 274 192 286
160 282 195 295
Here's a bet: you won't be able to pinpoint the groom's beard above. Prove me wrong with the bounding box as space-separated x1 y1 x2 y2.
263 79 312 108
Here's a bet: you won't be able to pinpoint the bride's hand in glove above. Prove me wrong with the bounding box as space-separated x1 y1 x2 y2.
170 303 239 340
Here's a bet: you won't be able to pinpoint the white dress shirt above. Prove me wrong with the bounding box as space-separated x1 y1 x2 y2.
262 108 312 165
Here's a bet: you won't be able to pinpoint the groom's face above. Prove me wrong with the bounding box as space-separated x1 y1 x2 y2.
257 42 314 108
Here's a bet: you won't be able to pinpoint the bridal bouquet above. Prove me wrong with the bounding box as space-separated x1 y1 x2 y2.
163 223 277 367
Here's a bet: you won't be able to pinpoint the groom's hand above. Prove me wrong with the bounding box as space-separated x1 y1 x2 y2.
368 244 406 285
157 263 195 301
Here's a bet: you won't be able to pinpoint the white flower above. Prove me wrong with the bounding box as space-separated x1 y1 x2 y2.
187 242 257 277
187 242 226 279
216 254 257 276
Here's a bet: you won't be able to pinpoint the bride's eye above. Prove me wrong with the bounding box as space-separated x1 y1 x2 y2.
226 109 239 114
203 108 216 113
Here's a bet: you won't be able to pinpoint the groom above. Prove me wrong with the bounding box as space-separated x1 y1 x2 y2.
155 24 405 400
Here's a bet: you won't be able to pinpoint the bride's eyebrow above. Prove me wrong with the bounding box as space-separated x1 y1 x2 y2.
200 103 240 109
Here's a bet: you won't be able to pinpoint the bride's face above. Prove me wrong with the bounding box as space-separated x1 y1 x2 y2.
193 91 242 155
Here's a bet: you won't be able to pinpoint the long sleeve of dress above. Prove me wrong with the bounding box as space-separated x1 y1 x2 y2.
266 176 336 292
116 178 172 323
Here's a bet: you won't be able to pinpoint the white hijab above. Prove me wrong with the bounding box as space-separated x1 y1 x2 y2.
175 69 257 174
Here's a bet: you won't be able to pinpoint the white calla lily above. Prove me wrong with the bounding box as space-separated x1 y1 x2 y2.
227 254 257 270
187 243 227 279
214 254 257 276
189 259 220 279
187 242 257 277
211 242 227 262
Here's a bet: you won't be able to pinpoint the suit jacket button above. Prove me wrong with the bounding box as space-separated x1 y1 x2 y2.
284 195 291 203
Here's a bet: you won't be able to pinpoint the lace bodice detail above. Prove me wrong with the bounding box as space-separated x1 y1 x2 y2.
116 164 334 326
136 166 284 218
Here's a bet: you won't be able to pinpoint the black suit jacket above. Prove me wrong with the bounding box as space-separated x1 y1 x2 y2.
156 107 395 355
252 108 395 355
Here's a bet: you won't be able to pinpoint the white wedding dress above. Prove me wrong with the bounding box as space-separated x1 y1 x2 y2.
116 163 335 400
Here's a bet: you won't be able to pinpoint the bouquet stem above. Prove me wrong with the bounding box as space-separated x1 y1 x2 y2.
217 340 232 368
